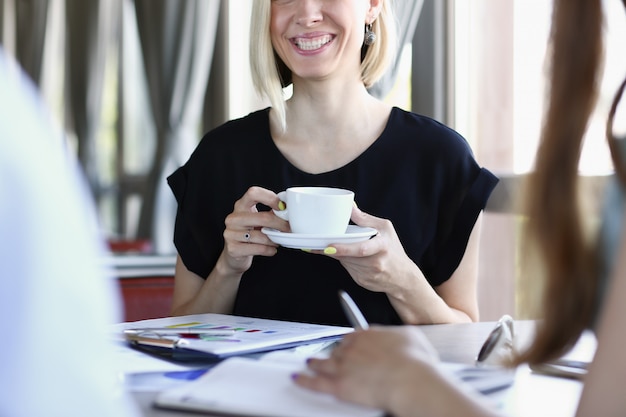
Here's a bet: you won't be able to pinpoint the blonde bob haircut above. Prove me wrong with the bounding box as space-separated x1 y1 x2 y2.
250 0 397 132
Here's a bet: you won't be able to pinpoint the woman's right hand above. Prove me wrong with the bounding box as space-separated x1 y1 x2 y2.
295 326 498 417
219 186 289 275
172 186 288 316
294 326 440 413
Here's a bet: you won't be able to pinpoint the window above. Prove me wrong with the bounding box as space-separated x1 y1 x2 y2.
451 0 626 319
455 0 625 175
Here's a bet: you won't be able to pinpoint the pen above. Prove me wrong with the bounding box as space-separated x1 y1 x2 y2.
338 290 370 330
123 328 235 336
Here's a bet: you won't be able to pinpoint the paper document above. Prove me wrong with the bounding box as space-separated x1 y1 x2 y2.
154 354 514 417
154 356 384 417
115 313 352 360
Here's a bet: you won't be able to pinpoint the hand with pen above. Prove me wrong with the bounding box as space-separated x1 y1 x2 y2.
294 326 450 417
294 291 497 417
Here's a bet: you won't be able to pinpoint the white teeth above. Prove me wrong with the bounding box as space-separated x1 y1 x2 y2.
295 35 332 51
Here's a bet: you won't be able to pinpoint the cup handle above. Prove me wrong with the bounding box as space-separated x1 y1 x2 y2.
273 191 289 221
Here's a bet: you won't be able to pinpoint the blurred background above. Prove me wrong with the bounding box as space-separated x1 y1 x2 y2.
1 0 624 321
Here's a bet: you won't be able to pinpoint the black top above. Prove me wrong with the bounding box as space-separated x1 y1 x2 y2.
168 107 499 326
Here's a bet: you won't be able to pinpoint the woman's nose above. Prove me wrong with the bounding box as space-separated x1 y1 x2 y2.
294 0 323 27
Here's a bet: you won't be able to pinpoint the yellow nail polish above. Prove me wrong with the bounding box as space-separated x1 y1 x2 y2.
301 249 311 253
324 247 337 255
353 201 358 209
278 201 286 211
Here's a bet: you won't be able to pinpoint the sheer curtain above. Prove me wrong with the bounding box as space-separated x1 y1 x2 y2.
14 0 49 85
65 0 118 194
0 0 49 86
134 0 221 253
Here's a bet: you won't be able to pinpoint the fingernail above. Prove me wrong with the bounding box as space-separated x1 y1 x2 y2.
324 247 337 255
353 201 358 209
291 373 299 380
278 201 286 211
301 249 312 253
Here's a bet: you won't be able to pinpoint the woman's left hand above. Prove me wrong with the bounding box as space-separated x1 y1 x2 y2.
319 204 417 295
316 204 478 324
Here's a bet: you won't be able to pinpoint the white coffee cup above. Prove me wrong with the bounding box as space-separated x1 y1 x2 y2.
273 187 355 235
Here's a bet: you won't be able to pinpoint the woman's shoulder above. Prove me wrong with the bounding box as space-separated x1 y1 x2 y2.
179 108 272 170
204 107 270 142
384 107 472 154
389 107 463 136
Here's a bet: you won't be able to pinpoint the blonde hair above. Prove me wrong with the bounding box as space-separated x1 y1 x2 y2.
249 0 397 132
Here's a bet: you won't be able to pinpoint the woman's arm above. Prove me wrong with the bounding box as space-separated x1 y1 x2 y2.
170 255 243 316
324 206 481 324
391 215 481 324
575 221 626 415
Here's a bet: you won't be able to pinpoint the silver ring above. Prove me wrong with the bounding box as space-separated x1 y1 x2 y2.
244 232 251 242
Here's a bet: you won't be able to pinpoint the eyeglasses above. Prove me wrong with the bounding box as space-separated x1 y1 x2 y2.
475 316 589 379
476 314 515 366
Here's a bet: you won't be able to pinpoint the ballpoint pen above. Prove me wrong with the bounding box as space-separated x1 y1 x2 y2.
338 290 370 330
123 328 235 336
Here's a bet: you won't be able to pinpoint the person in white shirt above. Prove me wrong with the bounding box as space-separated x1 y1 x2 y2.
0 48 139 417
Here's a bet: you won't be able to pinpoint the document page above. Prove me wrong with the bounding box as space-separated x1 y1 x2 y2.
154 346 513 417
154 356 383 417
115 313 353 358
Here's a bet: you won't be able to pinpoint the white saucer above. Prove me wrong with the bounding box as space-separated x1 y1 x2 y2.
261 225 378 250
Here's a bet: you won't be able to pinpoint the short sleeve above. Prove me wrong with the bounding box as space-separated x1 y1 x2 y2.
426 166 499 284
167 163 217 278
166 109 273 279
397 112 499 285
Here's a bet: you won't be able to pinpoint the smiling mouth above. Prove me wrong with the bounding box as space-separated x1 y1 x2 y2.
293 35 333 51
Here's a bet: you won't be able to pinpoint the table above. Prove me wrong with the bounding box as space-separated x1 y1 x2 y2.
420 321 593 417
130 320 594 417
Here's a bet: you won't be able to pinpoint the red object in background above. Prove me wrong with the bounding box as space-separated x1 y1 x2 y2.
108 239 153 254
118 276 174 322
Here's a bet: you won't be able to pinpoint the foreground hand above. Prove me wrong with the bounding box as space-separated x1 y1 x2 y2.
294 326 439 412
221 186 288 274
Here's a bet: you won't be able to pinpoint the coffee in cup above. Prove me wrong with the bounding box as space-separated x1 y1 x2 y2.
273 187 354 235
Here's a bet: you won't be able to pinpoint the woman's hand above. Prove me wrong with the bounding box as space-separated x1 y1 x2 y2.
172 186 288 316
317 204 480 324
321 204 416 295
220 186 289 275
295 326 499 417
294 326 441 414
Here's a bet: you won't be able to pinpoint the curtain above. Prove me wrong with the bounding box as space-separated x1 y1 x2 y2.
65 0 118 195
134 0 220 253
0 0 49 85
369 0 424 99
15 0 49 85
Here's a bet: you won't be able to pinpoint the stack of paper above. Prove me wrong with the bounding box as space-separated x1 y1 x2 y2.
116 313 353 361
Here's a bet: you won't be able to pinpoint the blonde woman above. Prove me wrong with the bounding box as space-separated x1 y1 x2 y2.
168 0 497 326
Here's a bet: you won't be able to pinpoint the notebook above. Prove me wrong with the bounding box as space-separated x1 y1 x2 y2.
154 353 515 417
154 356 384 417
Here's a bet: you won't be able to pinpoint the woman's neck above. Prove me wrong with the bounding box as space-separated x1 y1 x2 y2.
269 80 392 174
